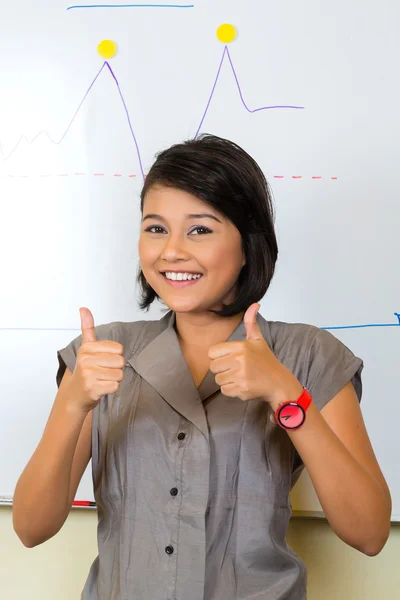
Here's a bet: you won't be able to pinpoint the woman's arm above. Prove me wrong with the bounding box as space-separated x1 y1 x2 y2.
13 368 92 547
208 304 391 555
272 381 391 556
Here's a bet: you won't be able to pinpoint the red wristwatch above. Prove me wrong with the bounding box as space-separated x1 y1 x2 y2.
274 388 312 430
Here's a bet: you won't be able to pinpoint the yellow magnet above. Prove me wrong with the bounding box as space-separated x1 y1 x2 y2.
97 40 117 59
216 24 237 44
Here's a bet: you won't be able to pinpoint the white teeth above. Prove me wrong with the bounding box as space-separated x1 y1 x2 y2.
164 272 202 281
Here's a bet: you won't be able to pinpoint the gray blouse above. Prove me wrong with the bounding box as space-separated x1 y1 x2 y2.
56 309 363 600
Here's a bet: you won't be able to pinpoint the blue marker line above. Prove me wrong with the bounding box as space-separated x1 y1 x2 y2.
322 313 400 331
67 3 194 9
1 315 399 334
323 323 400 331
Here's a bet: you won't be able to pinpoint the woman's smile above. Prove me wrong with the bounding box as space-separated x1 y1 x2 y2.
161 271 204 288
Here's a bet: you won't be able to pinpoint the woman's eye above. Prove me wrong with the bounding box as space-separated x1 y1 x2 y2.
144 225 212 235
190 226 212 235
145 225 165 233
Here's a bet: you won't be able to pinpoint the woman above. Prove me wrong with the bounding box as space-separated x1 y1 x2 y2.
13 134 391 600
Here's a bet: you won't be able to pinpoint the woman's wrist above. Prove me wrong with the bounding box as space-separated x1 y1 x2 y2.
264 377 305 412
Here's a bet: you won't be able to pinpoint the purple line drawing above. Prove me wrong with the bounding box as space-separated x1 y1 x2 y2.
195 45 304 137
0 46 304 175
0 62 145 179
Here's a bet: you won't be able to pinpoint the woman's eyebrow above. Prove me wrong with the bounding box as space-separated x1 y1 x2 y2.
142 213 222 223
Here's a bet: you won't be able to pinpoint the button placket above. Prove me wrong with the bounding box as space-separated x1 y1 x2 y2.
164 425 188 598
173 424 209 600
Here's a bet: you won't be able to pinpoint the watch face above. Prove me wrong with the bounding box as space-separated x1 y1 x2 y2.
277 403 305 430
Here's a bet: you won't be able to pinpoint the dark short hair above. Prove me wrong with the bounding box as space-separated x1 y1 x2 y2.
136 134 278 317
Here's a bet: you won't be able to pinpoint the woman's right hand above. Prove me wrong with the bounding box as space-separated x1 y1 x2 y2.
67 307 125 413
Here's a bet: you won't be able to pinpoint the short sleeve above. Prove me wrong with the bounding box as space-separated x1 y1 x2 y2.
291 327 363 486
56 333 83 388
305 328 363 412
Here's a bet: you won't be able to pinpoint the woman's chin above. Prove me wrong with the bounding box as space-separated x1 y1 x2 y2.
161 297 204 313
161 297 227 316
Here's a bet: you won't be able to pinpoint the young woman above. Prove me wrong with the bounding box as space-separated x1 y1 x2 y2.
13 134 391 600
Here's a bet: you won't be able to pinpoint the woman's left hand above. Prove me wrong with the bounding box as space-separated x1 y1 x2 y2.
208 303 303 411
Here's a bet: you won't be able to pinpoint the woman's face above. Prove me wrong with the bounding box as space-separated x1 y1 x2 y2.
138 185 246 314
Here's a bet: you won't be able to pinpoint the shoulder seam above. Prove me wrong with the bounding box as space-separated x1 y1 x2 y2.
303 326 320 373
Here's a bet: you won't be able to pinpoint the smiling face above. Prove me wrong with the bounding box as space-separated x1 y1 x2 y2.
138 185 246 314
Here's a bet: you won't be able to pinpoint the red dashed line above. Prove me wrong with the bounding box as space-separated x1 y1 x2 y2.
2 172 339 180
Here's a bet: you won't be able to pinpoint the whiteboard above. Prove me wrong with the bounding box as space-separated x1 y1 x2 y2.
1 0 399 520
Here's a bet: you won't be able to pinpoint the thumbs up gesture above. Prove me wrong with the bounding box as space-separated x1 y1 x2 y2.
67 307 125 413
208 303 303 410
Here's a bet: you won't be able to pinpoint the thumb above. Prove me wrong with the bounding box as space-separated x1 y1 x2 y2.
244 303 262 341
79 307 97 343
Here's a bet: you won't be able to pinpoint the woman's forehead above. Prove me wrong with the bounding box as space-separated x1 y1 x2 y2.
143 186 225 219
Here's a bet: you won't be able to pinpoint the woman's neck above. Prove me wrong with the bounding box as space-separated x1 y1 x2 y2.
174 310 244 349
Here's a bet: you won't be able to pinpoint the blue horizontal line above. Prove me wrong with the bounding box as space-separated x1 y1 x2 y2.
67 3 194 9
1 315 400 333
322 323 400 331
321 312 400 331
2 322 400 333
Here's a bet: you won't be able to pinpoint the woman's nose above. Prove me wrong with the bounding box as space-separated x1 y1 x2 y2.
160 235 188 259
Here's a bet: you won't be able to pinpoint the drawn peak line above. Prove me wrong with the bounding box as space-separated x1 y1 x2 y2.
194 45 304 137
67 3 194 9
0 61 144 179
1 46 304 173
